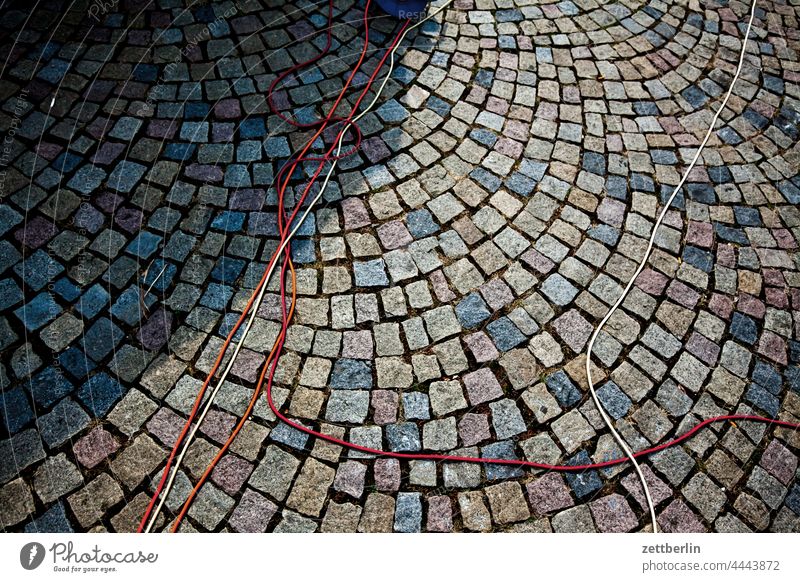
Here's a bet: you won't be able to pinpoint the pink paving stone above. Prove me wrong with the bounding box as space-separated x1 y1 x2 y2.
686 332 720 365
758 330 787 365
91 141 125 165
763 269 785 286
200 409 237 444
526 473 574 515
213 98 241 119
229 489 277 533
36 142 62 160
426 495 453 532
463 368 503 406
685 220 714 247
621 465 673 508
737 293 766 319
374 458 401 492
658 499 705 533
430 269 456 302
597 197 625 227
590 494 639 533
137 308 173 351
229 189 264 211
635 268 668 295
765 288 788 309
504 120 528 141
708 293 734 319
342 330 373 359
212 123 234 143
371 390 398 425
773 228 797 249
230 348 266 383
15 216 58 249
479 278 514 310
146 407 184 448
793 289 800 311
146 119 177 139
464 332 500 363
520 248 554 274
537 101 558 121
666 280 700 308
73 427 120 469
759 440 798 485
495 137 523 158
376 220 413 250
186 164 223 182
115 207 143 233
457 413 491 446
552 309 593 353
341 198 371 230
211 455 254 495
717 244 736 268
333 460 367 498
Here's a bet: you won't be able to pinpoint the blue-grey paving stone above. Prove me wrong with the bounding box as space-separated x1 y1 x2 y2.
714 223 748 245
211 211 245 232
402 392 430 420
77 284 110 318
686 183 715 204
330 359 373 389
734 206 761 226
588 224 620 245
790 341 800 364
470 167 502 191
37 58 70 83
708 166 732 183
717 126 743 145
777 180 800 204
110 287 151 326
605 175 628 200
0 429 45 482
211 257 245 284
470 128 497 147
126 231 162 259
394 492 422 533
290 239 316 263
164 142 196 161
0 386 34 434
630 173 654 192
540 273 578 306
651 149 677 165
13 250 63 292
482 440 523 480
58 346 97 380
565 451 603 499
730 312 758 345
376 99 409 123
745 384 779 418
596 381 631 420
505 172 537 196
426 95 451 117
785 485 800 516
200 283 234 310
455 293 491 329
406 209 439 238
0 205 23 236
386 423 421 452
264 136 290 157
486 317 526 352
14 292 59 331
475 69 493 87
29 366 74 408
582 152 606 175
53 151 82 173
52 278 80 302
519 160 548 181
354 259 389 287
37 398 90 448
743 108 769 130
224 165 252 188
67 165 106 195
24 502 73 533
753 360 782 395
634 101 659 116
108 160 146 193
82 318 124 362
682 246 713 272
270 422 309 451
77 372 123 417
786 366 800 393
546 371 581 408
0 319 16 351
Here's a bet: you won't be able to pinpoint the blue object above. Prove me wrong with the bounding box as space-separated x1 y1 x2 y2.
375 0 430 19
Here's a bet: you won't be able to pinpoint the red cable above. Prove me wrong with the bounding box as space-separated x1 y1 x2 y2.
137 0 379 533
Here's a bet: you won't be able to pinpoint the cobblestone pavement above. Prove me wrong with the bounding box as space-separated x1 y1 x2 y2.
1 0 799 533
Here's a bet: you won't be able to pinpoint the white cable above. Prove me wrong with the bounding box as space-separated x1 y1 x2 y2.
585 0 758 534
146 1 454 532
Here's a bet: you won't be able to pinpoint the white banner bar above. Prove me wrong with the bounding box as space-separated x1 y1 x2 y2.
1 533 797 582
